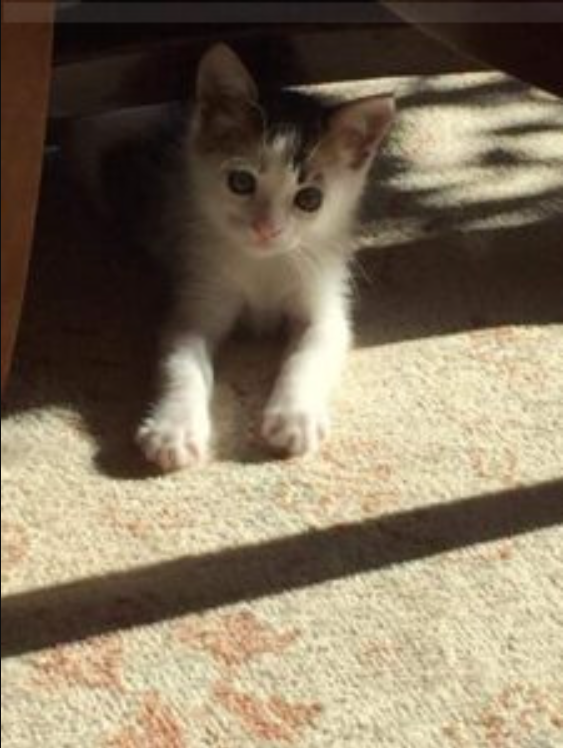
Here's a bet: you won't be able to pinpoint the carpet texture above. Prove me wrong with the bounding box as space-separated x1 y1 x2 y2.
2 72 563 748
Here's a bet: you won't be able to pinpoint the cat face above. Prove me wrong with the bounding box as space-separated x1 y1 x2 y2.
189 44 394 258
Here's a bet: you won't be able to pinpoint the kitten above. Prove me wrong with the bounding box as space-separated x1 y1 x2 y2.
73 44 394 470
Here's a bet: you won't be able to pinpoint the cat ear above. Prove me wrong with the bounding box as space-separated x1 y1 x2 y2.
194 45 260 151
327 95 395 168
196 44 258 104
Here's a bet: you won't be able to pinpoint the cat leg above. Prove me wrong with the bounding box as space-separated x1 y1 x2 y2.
137 297 238 470
262 303 351 456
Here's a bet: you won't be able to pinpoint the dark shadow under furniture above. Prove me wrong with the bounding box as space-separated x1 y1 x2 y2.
2 1 561 394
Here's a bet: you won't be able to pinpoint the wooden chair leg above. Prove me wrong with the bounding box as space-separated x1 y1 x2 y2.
1 2 54 395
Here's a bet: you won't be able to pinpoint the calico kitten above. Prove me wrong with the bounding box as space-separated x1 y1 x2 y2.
73 44 394 470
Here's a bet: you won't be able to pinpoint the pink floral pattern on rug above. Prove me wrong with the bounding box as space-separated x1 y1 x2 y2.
1 520 29 582
2 71 562 748
30 635 125 692
174 610 299 669
106 693 187 748
442 684 563 748
212 680 322 743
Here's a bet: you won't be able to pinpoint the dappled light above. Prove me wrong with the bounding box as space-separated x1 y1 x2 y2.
369 72 562 242
2 70 562 748
3 71 562 447
309 72 563 245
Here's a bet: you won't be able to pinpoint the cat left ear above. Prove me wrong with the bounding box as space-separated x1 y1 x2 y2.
328 95 395 168
196 44 258 103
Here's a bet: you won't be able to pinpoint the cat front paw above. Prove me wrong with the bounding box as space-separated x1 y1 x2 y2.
261 403 330 456
136 409 210 471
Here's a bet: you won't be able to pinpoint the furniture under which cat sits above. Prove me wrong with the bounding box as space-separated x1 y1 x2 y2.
2 0 562 395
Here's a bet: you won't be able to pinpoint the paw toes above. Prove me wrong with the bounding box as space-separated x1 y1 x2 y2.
136 416 209 471
261 407 329 456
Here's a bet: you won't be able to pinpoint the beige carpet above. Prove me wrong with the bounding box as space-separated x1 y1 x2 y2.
2 72 563 748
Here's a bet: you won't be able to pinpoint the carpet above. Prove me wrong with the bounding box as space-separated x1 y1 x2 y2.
2 71 563 748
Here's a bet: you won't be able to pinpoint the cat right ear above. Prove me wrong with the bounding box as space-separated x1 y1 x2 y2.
196 44 258 104
193 45 261 151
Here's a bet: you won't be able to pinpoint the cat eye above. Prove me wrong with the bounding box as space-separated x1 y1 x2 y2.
227 169 257 195
294 186 323 212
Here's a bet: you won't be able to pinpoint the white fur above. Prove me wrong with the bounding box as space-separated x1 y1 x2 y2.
137 140 360 468
120 47 393 469
137 217 354 468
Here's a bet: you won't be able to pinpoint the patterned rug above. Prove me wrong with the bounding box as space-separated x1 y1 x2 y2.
2 72 563 748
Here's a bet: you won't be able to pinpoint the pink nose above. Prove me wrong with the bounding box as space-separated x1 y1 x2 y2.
251 218 281 243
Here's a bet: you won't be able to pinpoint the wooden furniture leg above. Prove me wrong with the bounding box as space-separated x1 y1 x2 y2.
1 1 54 395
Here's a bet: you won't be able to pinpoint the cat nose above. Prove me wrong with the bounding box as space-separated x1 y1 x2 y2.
251 218 282 243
